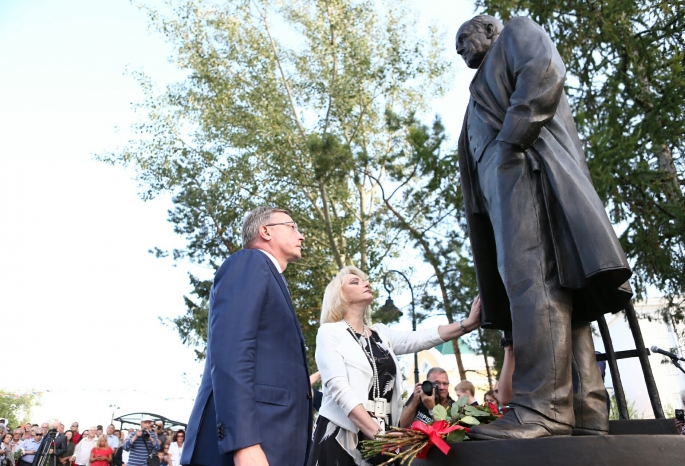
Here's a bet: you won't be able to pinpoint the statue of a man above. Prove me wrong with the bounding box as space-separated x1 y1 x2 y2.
455 15 633 439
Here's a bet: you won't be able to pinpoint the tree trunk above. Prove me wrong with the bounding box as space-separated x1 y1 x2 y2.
478 328 494 391
658 143 681 198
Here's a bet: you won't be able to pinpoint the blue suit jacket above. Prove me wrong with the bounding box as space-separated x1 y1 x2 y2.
181 249 312 466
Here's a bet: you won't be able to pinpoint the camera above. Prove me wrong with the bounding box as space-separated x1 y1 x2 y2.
676 409 684 423
141 429 150 439
421 380 442 404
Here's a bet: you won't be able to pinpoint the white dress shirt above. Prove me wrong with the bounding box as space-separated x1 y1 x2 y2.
73 436 96 465
255 248 282 273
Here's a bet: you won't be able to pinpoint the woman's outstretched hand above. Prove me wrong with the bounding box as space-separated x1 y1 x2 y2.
437 294 482 342
463 294 482 331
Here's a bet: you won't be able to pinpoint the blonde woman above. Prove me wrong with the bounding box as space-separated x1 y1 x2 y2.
89 435 113 466
308 266 482 466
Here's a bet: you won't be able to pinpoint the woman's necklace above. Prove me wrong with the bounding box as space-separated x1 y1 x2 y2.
342 318 380 402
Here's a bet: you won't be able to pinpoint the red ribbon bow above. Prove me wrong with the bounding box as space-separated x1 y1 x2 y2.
410 420 465 459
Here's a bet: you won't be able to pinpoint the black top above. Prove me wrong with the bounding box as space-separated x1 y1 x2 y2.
346 329 396 419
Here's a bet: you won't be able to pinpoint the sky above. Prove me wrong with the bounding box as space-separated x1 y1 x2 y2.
0 0 478 428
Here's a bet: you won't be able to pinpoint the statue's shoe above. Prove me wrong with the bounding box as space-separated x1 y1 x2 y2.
572 401 609 435
468 406 572 440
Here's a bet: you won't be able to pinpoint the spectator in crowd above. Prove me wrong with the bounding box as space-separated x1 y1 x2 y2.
158 443 171 466
484 390 497 405
95 427 103 438
71 426 97 466
112 432 129 466
309 371 324 413
154 422 166 446
0 423 7 439
21 424 31 441
11 429 22 448
0 432 15 466
19 428 42 466
168 430 184 466
675 418 685 435
111 445 124 466
40 423 49 436
309 267 481 466
455 380 478 406
69 423 81 445
497 337 515 407
106 425 119 453
35 421 66 465
59 430 75 466
399 367 455 428
123 418 160 466
89 435 113 466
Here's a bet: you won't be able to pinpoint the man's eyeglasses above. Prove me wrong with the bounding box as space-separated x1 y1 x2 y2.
264 221 300 233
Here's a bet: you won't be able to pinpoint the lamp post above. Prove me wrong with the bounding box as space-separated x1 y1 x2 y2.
377 270 419 384
109 404 120 425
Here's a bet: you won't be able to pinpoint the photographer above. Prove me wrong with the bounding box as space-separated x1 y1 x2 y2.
123 418 160 466
34 421 66 466
399 368 455 427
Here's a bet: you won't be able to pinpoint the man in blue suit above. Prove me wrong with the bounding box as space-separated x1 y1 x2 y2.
182 206 312 466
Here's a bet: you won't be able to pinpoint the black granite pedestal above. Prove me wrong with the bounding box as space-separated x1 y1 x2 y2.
412 434 685 466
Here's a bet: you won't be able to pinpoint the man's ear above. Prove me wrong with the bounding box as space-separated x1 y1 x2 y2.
257 224 271 242
485 23 495 38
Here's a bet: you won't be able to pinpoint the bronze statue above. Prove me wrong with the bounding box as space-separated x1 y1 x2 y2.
455 15 633 439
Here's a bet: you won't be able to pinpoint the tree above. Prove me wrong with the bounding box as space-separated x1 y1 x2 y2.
0 390 40 427
369 110 503 384
475 0 685 349
99 0 451 366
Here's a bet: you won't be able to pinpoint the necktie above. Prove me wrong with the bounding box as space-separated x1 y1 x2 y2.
280 273 290 293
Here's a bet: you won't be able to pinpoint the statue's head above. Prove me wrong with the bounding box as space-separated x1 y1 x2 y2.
456 15 504 69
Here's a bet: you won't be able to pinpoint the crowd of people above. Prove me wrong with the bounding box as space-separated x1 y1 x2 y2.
0 418 185 466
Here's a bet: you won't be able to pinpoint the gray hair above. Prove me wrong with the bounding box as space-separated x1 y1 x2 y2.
469 14 504 36
241 206 289 248
427 367 448 379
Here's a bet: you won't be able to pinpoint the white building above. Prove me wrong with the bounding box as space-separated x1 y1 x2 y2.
593 297 685 418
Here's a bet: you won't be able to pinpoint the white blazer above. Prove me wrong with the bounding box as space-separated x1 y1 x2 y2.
316 321 445 432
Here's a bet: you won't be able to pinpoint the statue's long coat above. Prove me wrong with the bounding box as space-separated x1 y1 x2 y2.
458 16 632 330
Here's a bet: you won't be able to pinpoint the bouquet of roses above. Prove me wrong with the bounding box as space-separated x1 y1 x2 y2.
360 397 502 466
14 449 24 463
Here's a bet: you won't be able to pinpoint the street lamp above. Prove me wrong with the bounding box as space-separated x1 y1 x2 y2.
109 404 120 425
377 270 419 384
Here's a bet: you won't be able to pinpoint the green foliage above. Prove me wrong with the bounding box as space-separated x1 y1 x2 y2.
609 395 639 420
99 0 452 367
459 415 480 425
432 404 448 421
476 0 685 347
437 399 499 426
0 390 40 427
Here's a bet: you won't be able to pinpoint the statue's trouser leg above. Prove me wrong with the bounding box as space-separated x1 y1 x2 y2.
477 143 574 427
572 322 609 431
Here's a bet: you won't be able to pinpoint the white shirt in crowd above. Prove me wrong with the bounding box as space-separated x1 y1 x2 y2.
169 442 183 466
73 436 97 465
